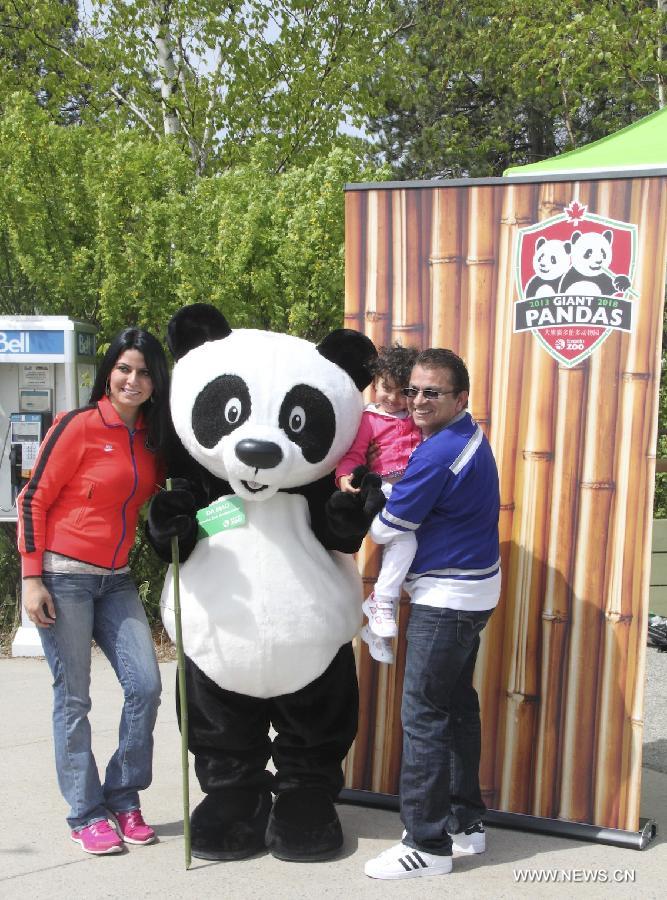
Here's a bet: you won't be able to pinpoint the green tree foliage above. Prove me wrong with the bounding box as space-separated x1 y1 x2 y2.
0 96 389 341
0 0 84 123
0 523 21 648
2 0 403 174
367 0 667 177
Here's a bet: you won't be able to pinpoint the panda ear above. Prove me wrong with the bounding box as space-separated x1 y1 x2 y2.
602 229 613 245
317 329 377 391
571 231 582 244
167 303 232 360
535 237 546 250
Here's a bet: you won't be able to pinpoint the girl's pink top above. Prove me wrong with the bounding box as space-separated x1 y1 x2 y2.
336 405 422 483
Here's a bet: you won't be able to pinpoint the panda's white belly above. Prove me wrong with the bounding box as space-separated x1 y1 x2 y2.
161 492 363 698
562 278 602 296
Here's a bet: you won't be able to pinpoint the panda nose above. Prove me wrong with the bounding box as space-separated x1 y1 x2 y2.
235 439 284 469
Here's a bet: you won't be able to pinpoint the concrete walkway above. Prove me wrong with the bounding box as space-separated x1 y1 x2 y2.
1 652 666 899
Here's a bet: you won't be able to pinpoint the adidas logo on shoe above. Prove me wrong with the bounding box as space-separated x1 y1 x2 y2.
364 842 452 879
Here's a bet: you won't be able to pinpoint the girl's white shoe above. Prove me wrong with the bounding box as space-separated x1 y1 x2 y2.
361 625 394 664
362 592 398 638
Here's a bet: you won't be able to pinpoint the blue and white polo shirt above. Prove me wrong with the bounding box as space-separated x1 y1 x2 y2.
371 410 501 610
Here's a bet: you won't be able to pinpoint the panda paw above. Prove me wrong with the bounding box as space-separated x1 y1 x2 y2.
326 465 386 539
613 274 631 293
146 478 199 563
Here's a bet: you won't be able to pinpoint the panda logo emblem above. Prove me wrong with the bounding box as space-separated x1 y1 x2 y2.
514 199 638 367
558 229 632 297
526 237 572 298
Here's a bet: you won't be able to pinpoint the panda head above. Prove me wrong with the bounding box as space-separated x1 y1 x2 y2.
532 236 571 280
167 304 377 502
570 229 613 275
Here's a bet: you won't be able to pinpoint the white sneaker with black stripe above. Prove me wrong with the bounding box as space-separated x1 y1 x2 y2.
451 822 486 855
364 842 452 879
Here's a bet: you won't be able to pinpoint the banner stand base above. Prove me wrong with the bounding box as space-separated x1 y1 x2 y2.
338 788 658 851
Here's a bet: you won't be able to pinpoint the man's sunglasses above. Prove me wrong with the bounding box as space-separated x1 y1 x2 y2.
401 387 458 399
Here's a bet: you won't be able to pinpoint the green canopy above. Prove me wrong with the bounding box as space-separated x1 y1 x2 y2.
504 106 667 175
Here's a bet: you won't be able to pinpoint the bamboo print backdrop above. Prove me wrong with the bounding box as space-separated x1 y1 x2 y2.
343 177 667 831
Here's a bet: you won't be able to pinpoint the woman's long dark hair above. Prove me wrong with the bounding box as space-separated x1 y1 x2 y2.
90 327 170 451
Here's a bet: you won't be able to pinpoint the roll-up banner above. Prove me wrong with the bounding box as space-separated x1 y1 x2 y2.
342 172 667 837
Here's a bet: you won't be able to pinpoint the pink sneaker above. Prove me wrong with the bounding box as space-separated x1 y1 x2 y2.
113 809 156 845
71 820 123 855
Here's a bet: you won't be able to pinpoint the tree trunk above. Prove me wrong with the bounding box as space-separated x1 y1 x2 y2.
154 2 180 136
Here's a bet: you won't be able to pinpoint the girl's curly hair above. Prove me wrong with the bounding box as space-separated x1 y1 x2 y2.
371 343 419 387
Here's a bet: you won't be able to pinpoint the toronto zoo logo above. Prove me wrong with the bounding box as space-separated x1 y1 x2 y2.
513 200 638 367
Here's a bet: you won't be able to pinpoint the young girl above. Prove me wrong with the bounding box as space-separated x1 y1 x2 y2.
336 344 421 663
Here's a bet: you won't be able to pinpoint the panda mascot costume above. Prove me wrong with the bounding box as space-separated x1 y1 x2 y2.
147 303 383 863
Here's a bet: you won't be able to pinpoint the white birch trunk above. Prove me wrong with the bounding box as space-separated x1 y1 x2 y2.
154 2 180 136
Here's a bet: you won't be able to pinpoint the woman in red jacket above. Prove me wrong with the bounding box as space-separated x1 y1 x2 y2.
18 327 170 856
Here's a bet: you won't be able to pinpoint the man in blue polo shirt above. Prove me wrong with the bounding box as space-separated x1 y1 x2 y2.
364 348 500 881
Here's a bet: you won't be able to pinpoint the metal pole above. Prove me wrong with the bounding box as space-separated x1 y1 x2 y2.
338 789 657 851
167 478 191 869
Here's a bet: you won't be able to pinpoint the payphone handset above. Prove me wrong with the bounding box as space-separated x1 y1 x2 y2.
9 412 52 500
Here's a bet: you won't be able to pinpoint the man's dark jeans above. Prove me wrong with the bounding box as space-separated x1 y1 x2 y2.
400 604 493 855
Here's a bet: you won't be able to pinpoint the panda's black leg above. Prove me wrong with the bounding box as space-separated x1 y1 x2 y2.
177 658 273 860
265 643 359 861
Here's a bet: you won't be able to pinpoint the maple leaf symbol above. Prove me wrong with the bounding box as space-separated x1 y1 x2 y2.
564 200 587 225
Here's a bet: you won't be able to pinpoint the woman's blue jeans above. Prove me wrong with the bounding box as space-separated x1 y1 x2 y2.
400 604 493 855
39 572 162 831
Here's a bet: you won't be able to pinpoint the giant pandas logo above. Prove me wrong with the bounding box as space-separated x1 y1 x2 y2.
513 200 637 367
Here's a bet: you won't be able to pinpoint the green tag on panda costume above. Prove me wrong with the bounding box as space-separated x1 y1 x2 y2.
196 495 246 539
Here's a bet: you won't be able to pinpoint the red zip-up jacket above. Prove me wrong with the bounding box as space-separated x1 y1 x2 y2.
17 396 163 578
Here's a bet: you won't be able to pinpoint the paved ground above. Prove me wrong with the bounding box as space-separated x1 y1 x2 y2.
643 644 667 774
1 647 666 899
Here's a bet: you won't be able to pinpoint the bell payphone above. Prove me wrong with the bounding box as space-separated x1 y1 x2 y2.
0 316 97 656
1 320 96 519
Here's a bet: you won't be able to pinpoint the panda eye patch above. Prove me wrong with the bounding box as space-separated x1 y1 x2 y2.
279 385 335 464
192 374 251 448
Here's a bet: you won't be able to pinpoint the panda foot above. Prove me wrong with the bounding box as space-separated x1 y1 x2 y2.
265 787 344 862
190 788 272 860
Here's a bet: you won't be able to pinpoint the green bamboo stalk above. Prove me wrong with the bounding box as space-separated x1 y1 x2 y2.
166 478 191 869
